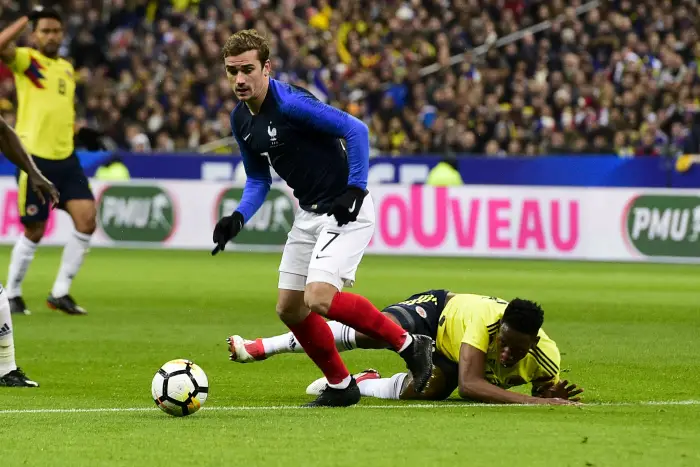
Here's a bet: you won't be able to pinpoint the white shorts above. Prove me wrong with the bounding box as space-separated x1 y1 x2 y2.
278 194 375 292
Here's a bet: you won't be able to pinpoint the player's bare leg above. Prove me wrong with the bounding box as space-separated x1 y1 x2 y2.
228 313 397 362
275 287 360 408
47 199 95 316
305 280 434 393
6 222 45 315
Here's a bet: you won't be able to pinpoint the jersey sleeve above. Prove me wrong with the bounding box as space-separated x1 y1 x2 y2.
8 47 31 74
279 87 369 190
460 307 490 353
230 113 271 223
530 340 561 386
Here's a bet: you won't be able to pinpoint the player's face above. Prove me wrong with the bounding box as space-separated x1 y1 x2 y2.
224 50 271 102
33 18 63 57
497 324 537 367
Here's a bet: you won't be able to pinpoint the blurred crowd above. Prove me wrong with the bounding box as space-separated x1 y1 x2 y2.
1 0 700 158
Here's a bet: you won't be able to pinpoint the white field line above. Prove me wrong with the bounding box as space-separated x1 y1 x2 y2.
1 400 699 415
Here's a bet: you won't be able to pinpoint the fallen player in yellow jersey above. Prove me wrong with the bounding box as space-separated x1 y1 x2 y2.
228 290 583 405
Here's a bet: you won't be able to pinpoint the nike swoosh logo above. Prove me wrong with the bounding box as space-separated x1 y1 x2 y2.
348 200 356 212
315 254 331 259
243 133 251 141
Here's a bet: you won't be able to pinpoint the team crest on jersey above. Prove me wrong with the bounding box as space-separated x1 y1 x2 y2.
415 306 427 319
24 57 46 89
267 124 277 142
267 123 284 149
26 204 38 216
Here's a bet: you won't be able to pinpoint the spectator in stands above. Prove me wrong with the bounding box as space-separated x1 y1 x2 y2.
0 0 697 159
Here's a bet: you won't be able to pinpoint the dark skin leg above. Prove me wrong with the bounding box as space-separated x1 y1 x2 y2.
23 221 46 243
399 365 455 401
355 314 450 401
64 199 97 235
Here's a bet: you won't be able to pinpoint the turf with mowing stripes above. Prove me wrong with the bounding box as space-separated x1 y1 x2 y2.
1 248 698 466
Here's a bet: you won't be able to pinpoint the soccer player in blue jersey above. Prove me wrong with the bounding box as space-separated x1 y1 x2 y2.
0 115 58 387
212 29 433 407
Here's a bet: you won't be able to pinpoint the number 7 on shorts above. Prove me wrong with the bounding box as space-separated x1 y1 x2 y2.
315 231 340 259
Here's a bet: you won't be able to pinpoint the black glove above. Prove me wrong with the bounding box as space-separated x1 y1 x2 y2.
328 186 366 226
211 211 244 256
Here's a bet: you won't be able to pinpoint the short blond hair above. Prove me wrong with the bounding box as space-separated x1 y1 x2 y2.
222 29 270 64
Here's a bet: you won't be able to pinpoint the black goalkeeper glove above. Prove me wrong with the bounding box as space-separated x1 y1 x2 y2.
328 186 367 226
211 211 244 256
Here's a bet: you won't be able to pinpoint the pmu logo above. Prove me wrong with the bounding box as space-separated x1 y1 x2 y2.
97 185 176 243
625 195 700 258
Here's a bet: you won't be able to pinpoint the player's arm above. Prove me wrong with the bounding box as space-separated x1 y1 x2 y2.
457 343 547 404
530 347 583 401
532 378 584 401
0 16 28 64
0 115 37 174
211 118 271 255
456 311 541 404
531 376 558 397
0 116 59 206
530 358 561 397
232 127 271 223
280 93 369 190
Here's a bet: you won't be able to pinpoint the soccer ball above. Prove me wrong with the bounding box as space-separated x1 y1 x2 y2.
151 359 209 417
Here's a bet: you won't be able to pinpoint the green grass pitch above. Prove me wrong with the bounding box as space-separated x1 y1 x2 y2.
1 247 699 466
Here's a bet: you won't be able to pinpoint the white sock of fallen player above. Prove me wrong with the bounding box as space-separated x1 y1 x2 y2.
356 373 407 400
261 320 357 355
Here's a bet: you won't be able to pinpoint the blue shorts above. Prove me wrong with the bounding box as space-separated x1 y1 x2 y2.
16 153 94 225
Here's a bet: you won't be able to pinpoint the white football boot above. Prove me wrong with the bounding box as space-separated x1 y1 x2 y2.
227 335 267 363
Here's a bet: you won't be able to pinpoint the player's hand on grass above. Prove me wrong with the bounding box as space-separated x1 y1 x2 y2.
28 171 59 208
211 211 244 255
328 186 366 226
537 380 584 402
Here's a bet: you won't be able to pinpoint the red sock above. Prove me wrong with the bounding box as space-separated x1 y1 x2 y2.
326 292 407 352
287 312 350 385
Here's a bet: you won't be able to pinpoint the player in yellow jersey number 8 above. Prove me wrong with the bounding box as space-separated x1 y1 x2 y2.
0 8 97 316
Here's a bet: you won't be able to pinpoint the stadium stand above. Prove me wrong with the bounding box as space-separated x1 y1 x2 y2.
0 0 699 157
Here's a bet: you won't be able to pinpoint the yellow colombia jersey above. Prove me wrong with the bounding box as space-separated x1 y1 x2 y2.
436 294 561 389
9 47 75 159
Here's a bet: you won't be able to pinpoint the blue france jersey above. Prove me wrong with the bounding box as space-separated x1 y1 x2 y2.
229 79 369 222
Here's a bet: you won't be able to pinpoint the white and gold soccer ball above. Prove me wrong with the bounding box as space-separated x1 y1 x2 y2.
151 359 209 417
